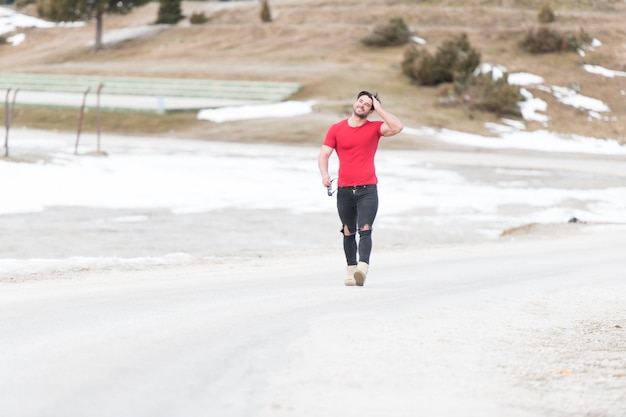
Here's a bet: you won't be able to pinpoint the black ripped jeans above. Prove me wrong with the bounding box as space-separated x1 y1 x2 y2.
336 184 378 266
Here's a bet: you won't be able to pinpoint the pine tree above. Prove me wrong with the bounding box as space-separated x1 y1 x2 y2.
156 0 184 25
260 0 271 23
38 0 151 52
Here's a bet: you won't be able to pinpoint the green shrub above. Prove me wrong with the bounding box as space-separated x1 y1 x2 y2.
37 0 81 21
519 26 588 53
0 35 6 45
413 51 441 86
475 75 524 116
538 4 555 23
189 11 208 24
452 72 524 117
156 0 184 24
520 27 561 53
361 17 410 47
401 44 421 76
577 27 593 45
402 34 522 117
15 0 36 7
402 33 480 86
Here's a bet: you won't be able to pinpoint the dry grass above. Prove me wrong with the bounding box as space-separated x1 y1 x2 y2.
1 0 624 145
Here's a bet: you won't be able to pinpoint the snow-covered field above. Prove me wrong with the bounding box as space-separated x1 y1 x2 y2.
2 125 625 272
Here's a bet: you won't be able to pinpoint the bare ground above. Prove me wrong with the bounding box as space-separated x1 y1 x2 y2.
1 0 625 144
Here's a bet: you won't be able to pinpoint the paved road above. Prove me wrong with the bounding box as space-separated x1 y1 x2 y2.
1 231 625 417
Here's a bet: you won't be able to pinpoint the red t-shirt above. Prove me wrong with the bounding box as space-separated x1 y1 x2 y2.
324 119 384 187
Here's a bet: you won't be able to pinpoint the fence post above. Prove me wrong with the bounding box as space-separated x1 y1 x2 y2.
3 89 9 158
3 89 18 158
75 87 91 155
96 82 104 153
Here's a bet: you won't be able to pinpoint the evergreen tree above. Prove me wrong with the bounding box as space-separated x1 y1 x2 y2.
260 0 271 23
37 0 151 51
156 0 184 25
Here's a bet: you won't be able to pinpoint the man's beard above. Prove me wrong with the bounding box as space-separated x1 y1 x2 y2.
353 105 370 119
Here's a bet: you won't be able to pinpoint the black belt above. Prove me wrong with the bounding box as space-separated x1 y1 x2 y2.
338 184 376 190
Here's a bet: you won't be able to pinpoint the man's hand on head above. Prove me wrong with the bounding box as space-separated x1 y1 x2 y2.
371 95 380 112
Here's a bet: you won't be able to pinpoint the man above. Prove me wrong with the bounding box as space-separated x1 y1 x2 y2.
318 91 404 286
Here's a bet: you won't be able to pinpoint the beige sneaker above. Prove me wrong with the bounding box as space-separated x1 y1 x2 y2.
345 265 357 286
354 261 369 286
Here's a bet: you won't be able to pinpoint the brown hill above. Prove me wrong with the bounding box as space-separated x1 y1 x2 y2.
1 0 625 146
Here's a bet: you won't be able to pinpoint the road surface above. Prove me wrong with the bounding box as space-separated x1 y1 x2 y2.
1 231 625 417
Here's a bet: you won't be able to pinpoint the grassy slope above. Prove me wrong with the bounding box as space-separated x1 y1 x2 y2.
1 0 624 146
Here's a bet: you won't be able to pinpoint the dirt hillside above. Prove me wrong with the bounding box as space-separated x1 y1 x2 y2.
1 0 625 146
